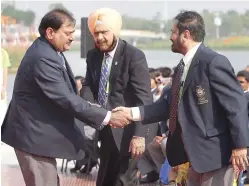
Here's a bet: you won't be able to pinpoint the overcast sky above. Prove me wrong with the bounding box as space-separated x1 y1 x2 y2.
2 0 249 26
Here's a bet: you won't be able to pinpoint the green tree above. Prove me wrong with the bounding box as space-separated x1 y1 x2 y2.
1 5 35 26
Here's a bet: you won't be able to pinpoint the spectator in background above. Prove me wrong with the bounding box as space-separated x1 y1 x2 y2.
0 48 11 125
75 75 84 95
153 67 172 101
149 68 161 97
158 67 172 86
237 70 249 99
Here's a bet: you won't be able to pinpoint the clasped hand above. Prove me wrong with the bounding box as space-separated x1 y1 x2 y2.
108 107 133 128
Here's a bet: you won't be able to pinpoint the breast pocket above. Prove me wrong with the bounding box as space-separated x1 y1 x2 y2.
206 127 226 137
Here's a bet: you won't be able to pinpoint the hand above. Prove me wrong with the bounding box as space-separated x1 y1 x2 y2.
129 136 145 158
109 110 132 128
230 148 248 178
1 88 6 100
112 106 132 118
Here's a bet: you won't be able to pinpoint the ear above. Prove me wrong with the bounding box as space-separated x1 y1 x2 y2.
184 30 191 40
46 27 54 40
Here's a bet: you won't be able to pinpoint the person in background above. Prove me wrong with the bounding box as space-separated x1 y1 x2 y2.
0 48 11 125
75 75 84 95
237 70 249 99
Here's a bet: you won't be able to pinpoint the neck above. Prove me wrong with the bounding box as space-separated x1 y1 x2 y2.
182 41 201 56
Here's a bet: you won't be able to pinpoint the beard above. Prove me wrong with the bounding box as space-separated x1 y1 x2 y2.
96 36 117 52
171 39 182 53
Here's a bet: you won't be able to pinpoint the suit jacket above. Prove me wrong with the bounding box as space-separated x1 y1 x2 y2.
81 39 157 155
245 92 249 117
139 44 249 173
1 37 108 160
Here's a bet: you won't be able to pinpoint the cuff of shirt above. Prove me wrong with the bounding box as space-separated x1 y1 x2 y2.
131 107 141 121
102 111 111 125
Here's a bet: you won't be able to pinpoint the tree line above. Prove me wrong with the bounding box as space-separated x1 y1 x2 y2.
2 3 249 38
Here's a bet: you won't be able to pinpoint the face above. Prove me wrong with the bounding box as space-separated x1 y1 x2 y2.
170 23 185 53
93 23 115 52
150 78 157 89
237 76 249 91
46 20 75 52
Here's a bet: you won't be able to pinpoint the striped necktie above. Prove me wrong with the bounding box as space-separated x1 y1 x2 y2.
98 53 111 107
58 53 66 69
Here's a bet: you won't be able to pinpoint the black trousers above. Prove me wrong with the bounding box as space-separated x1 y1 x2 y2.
96 127 130 186
74 137 99 169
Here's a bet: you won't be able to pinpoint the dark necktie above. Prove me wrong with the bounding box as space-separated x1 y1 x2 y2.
168 59 185 133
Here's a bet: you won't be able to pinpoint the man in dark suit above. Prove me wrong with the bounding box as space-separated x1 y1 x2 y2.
1 9 129 186
83 8 156 186
114 10 249 186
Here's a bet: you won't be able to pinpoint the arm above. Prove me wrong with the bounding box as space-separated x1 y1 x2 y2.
139 97 170 124
129 49 154 137
209 55 249 149
34 57 108 129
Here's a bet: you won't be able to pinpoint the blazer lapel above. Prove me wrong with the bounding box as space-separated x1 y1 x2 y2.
92 51 104 85
182 44 204 93
61 54 77 93
109 40 125 93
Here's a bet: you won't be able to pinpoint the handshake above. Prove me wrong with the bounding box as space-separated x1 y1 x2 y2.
108 107 134 128
88 102 137 128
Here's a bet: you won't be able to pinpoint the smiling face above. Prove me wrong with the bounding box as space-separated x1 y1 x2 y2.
170 23 186 54
46 20 75 52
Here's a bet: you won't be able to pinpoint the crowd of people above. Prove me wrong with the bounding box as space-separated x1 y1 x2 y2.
1 6 249 186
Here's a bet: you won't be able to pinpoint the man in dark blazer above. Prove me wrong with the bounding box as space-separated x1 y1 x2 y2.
114 10 249 186
83 8 157 186
1 9 129 186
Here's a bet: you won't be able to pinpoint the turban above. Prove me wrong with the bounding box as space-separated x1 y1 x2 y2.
88 8 122 37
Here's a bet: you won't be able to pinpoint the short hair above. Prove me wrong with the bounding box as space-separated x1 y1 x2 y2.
75 76 84 80
149 69 161 79
38 8 76 37
237 70 249 82
174 10 205 42
158 67 172 78
148 68 155 73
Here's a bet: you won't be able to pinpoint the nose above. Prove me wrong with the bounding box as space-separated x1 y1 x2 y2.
97 33 104 41
70 33 74 41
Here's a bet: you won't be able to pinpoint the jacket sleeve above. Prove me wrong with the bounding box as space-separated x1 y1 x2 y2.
34 57 107 129
128 49 155 137
139 97 170 125
209 55 249 149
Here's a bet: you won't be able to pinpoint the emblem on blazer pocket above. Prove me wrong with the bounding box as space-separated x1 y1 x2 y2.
196 86 208 104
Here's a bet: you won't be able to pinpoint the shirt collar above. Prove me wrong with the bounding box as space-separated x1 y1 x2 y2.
182 42 202 66
107 39 119 58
